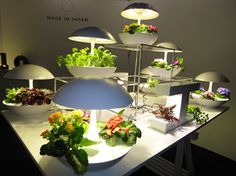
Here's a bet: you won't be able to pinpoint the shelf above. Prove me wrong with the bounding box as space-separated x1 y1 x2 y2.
104 43 177 52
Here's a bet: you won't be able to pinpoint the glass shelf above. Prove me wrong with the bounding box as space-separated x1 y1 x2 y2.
104 43 177 52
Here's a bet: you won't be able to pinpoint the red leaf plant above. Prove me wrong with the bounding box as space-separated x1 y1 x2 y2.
152 104 179 122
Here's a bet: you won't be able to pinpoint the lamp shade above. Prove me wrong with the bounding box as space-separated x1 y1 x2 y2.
121 2 159 20
4 64 54 80
53 77 133 109
68 26 116 44
156 42 182 53
195 71 230 83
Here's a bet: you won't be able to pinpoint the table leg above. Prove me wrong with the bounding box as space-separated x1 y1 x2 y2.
174 139 185 176
174 135 195 176
184 137 195 176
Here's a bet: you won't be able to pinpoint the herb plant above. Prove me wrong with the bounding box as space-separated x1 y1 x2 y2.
4 87 52 105
147 78 159 88
187 105 209 125
98 109 142 146
57 46 116 67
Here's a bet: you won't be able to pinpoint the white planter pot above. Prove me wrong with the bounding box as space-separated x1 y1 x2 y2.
138 83 156 94
3 101 53 116
148 66 182 80
67 66 117 78
191 93 229 108
118 32 158 45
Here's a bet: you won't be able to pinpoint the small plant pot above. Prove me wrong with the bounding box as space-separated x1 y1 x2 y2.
67 66 117 78
148 66 182 80
138 83 157 94
3 101 53 116
191 93 229 108
118 32 158 45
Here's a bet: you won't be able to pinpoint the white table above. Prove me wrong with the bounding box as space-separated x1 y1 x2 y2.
1 106 228 176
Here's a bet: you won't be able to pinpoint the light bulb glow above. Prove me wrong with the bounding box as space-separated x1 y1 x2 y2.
163 51 168 62
90 42 95 55
29 79 34 89
121 8 159 20
208 81 213 92
86 110 99 141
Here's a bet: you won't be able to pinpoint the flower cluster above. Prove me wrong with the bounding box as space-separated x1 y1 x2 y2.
122 22 158 34
194 87 230 100
151 57 184 71
99 109 142 146
40 110 97 175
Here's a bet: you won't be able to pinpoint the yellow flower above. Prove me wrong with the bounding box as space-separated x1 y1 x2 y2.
58 117 64 124
66 122 74 132
71 110 83 117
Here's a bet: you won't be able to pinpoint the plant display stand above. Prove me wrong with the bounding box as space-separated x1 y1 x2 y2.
148 81 200 133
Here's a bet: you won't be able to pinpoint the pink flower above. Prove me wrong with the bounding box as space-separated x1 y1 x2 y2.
148 25 158 32
172 60 179 66
83 111 89 118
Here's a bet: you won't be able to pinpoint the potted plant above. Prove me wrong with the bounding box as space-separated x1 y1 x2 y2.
57 46 117 77
118 22 158 45
191 87 230 108
148 57 184 80
40 110 94 175
3 87 53 116
98 109 142 146
40 109 142 175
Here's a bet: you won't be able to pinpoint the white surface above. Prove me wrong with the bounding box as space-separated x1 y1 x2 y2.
118 32 158 45
2 101 53 117
85 141 132 164
138 83 156 94
148 66 182 80
148 114 193 133
67 66 117 78
1 106 228 176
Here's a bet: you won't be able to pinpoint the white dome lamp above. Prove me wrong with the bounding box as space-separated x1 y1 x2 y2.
4 64 54 89
68 26 116 55
121 2 159 25
156 42 182 62
52 77 133 141
195 71 230 92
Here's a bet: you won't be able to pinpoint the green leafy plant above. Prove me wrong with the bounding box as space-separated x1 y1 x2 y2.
151 57 184 71
121 22 158 34
4 87 52 105
147 78 159 88
57 46 116 67
187 105 209 125
98 109 142 146
40 110 98 175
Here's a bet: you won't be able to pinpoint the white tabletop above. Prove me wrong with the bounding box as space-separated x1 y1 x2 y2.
1 106 228 176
